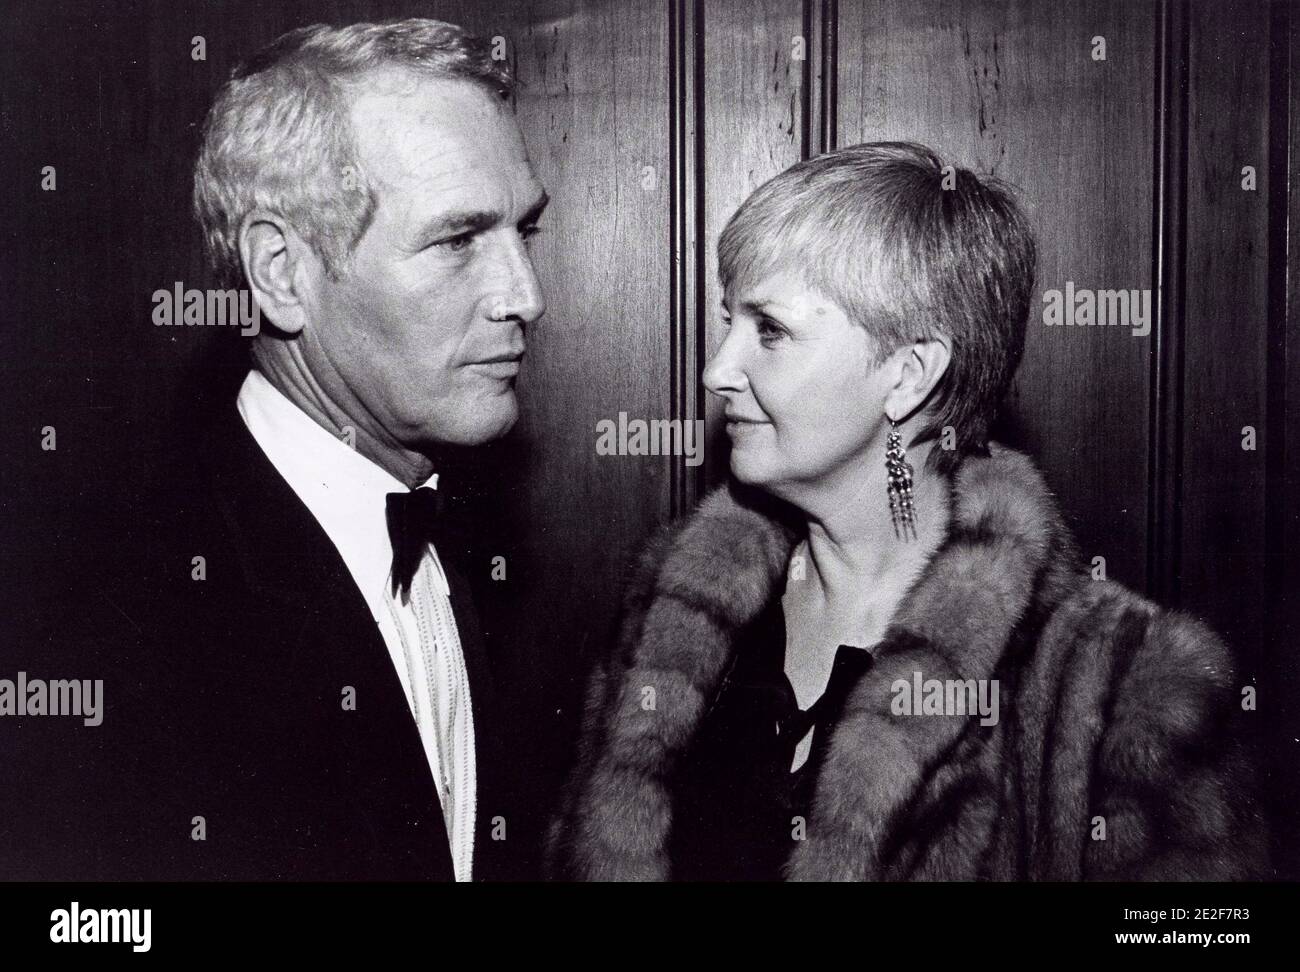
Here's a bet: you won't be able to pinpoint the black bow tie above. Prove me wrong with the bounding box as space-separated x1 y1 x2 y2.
385 486 448 605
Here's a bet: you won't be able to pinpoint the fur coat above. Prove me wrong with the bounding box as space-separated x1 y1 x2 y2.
550 443 1271 881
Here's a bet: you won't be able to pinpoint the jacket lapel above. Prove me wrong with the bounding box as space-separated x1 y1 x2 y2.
197 400 460 877
441 554 511 878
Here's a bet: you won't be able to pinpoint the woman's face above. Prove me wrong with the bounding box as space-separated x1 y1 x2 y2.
704 269 891 498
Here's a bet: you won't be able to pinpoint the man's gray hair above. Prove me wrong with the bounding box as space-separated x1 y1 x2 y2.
718 141 1036 476
193 18 515 287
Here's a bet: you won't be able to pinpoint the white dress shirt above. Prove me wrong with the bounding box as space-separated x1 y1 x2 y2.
235 369 476 881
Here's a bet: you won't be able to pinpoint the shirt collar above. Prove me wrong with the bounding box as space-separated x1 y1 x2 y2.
235 369 438 616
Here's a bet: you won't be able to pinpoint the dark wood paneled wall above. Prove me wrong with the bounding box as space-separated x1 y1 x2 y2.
2 0 1296 874
1181 0 1271 691
504 0 674 746
1274 0 1300 883
838 0 1158 592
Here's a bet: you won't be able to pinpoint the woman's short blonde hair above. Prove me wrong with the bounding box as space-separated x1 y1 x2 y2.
718 141 1036 476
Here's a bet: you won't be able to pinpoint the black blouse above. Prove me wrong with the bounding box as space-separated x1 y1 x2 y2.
666 597 874 881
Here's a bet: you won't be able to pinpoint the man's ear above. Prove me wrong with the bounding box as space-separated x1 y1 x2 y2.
239 212 315 335
884 333 952 422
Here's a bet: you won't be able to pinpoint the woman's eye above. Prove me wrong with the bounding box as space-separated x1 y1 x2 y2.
757 318 785 343
519 223 543 244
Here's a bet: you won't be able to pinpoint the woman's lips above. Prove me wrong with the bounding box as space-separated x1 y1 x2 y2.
724 416 768 437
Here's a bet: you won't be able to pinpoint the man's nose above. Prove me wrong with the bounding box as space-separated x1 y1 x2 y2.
489 237 546 326
702 328 748 397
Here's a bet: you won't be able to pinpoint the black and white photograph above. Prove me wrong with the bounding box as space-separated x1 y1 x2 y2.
1 0 1297 952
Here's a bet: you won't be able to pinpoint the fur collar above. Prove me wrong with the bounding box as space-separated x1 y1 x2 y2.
570 443 1084 880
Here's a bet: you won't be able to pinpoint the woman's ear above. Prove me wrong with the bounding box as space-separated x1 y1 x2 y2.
884 334 951 421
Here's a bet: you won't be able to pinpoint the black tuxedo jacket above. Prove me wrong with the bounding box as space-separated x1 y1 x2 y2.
4 399 520 880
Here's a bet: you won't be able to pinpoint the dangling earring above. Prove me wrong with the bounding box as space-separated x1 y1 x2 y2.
885 418 916 540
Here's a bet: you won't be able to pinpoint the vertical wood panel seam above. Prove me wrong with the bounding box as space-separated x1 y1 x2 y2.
802 0 838 158
822 0 837 153
1271 0 1300 881
1263 0 1294 878
1265 1 1293 673
802 0 816 158
1147 0 1189 605
669 0 705 516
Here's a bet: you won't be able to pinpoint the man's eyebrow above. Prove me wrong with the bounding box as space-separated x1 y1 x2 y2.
519 192 550 225
413 209 500 243
412 192 549 244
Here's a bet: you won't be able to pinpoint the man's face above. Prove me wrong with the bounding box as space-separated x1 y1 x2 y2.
302 72 547 449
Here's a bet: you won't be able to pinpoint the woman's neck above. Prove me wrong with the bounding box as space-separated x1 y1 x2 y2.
795 440 951 603
780 440 953 732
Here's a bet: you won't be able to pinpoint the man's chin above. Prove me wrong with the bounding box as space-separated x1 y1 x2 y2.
432 395 519 447
478 389 519 441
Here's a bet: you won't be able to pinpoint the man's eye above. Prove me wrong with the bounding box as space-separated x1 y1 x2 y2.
434 232 475 253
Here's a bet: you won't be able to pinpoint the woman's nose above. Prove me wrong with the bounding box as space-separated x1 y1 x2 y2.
702 330 748 397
